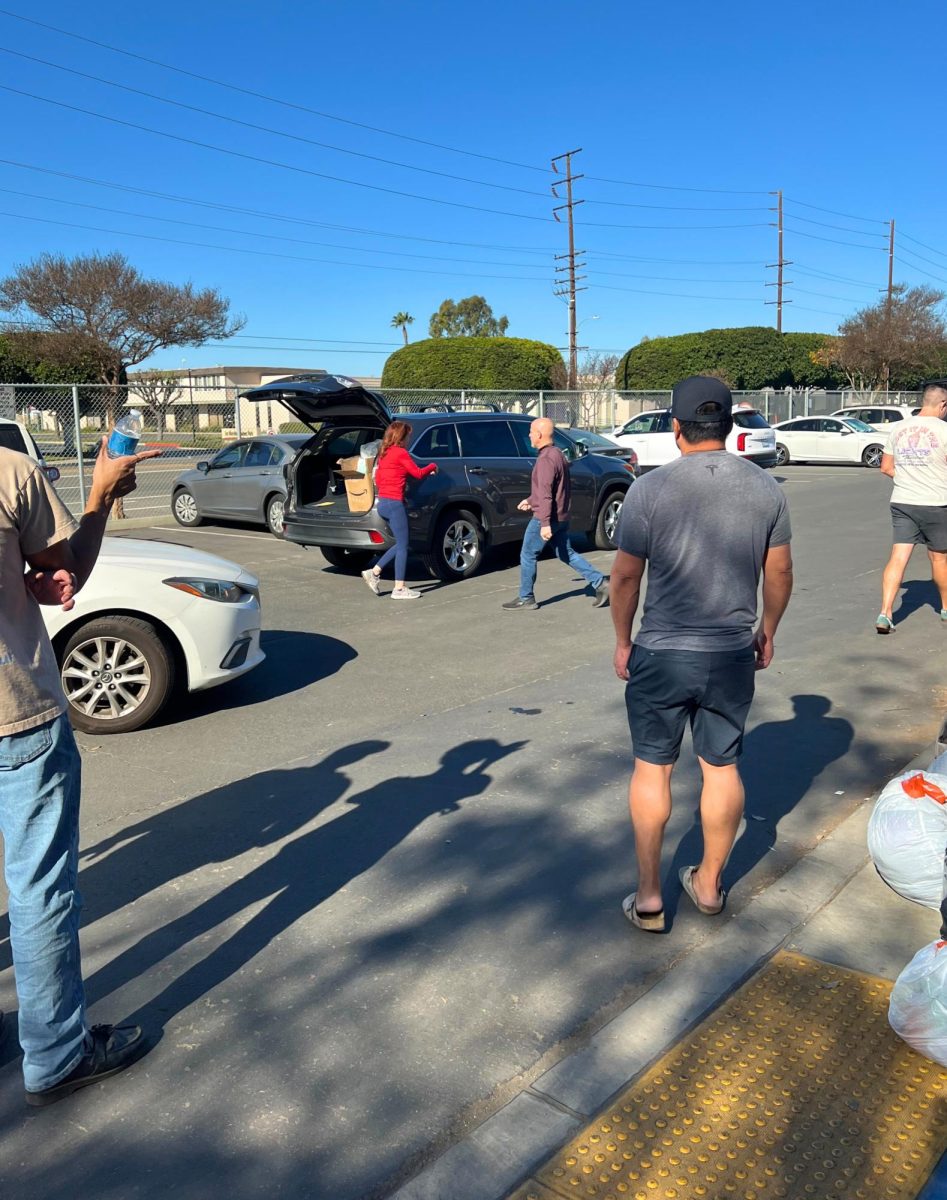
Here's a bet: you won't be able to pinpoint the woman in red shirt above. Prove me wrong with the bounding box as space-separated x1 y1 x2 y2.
362 420 437 599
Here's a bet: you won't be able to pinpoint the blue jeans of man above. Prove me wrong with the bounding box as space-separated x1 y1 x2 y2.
0 713 88 1091
519 517 604 599
374 498 409 580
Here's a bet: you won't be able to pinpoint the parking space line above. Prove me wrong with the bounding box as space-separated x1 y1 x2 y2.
146 526 273 541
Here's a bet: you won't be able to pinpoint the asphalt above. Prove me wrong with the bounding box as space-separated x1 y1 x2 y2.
1 464 946 1200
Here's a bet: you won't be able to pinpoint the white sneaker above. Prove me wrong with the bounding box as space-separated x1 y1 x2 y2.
390 587 421 600
361 569 381 595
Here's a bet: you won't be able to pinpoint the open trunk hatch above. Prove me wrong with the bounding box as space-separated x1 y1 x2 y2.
240 374 391 431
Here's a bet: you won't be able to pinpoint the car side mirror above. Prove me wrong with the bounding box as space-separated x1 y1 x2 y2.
197 461 210 473
574 441 588 458
840 429 852 436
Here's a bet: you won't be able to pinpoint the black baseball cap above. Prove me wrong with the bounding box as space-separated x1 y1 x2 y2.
671 375 732 422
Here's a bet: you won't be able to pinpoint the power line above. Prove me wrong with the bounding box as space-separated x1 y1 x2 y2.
0 184 553 268
792 263 880 289
783 196 886 224
0 84 554 223
783 224 888 250
0 157 558 253
582 174 768 195
591 283 764 302
589 269 763 283
900 230 947 262
780 210 888 238
0 209 555 280
583 197 767 212
0 45 551 200
0 7 552 176
896 248 947 286
790 305 847 318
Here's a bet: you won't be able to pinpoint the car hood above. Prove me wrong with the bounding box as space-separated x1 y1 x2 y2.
240 375 390 430
95 537 257 583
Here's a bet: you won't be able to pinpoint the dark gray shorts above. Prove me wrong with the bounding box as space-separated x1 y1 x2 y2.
625 645 757 767
891 503 947 551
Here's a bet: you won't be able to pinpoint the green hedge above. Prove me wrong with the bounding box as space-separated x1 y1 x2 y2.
381 337 565 389
614 327 844 390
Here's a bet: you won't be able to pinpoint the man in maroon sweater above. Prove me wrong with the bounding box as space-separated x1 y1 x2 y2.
502 417 609 610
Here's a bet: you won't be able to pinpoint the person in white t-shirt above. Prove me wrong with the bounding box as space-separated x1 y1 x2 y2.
876 379 947 633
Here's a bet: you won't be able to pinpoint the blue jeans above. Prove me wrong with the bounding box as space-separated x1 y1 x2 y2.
519 518 604 598
0 713 88 1091
375 498 409 580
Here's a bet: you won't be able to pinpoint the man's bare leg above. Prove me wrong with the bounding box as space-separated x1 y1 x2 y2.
691 758 745 908
880 543 915 619
629 759 674 911
928 549 947 612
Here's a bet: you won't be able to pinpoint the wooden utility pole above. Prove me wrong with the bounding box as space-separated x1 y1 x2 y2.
765 189 792 333
886 218 896 306
552 149 586 390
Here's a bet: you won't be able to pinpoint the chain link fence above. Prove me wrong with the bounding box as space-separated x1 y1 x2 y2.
0 381 925 524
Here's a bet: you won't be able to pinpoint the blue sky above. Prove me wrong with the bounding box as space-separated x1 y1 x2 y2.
0 0 945 378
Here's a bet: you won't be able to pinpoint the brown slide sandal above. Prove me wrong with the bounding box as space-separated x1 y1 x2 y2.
679 865 726 915
622 892 666 933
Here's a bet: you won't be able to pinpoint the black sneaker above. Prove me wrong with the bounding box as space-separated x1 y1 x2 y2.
592 578 610 608
502 595 538 610
25 1023 147 1107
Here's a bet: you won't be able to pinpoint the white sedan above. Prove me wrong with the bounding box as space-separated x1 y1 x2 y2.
772 416 886 467
607 405 776 469
41 537 264 733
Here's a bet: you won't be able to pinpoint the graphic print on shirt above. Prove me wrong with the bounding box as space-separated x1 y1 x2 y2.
893 424 941 465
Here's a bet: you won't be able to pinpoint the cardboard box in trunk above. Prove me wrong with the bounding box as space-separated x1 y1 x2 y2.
338 455 376 514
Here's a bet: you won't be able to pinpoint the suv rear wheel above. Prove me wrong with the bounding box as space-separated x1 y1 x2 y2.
422 508 485 581
321 546 375 573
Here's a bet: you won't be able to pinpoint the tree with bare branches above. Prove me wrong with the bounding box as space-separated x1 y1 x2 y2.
577 351 619 427
813 285 947 394
129 369 183 440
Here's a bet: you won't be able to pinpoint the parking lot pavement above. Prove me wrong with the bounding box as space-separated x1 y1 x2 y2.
2 465 946 1200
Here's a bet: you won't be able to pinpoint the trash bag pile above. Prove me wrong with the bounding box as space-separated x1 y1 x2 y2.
868 760 947 1068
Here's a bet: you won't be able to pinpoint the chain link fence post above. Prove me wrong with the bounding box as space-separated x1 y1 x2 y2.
538 390 545 418
71 385 86 510
234 385 242 437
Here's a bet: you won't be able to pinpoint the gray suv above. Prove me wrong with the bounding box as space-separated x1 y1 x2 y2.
241 376 636 581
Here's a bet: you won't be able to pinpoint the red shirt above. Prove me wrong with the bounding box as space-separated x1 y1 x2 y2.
374 445 436 501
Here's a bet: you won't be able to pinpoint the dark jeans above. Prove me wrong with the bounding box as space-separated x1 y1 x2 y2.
375 498 409 579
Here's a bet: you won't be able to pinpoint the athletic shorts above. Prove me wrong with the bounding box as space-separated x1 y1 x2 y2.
625 645 757 767
890 503 947 551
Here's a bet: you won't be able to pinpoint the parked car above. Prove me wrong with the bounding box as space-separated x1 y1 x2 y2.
171 434 310 536
0 417 61 482
772 416 886 467
239 376 636 581
41 537 264 733
565 427 639 468
831 404 917 432
607 403 777 469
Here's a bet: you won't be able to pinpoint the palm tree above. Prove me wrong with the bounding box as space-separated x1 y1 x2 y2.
390 312 414 345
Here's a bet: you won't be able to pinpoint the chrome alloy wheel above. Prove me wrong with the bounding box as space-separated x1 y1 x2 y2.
603 495 624 543
442 518 480 573
174 491 199 523
61 635 152 722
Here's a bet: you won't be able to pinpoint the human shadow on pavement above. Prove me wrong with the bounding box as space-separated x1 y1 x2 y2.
79 738 526 1031
170 629 358 722
668 694 854 914
893 578 942 626
0 740 389 981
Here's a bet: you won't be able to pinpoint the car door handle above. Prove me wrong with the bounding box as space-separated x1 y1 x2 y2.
469 466 486 474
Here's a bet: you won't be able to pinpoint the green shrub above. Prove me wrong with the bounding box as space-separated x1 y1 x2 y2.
615 327 844 390
381 337 565 389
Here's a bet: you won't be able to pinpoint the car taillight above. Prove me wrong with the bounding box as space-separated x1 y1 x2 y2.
737 433 750 451
369 530 385 545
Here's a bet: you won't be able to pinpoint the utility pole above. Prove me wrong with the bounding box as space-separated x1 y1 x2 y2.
886 218 896 306
765 189 793 333
552 149 586 390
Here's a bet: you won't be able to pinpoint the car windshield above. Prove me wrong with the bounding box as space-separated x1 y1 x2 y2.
571 429 617 449
732 409 770 429
843 418 874 433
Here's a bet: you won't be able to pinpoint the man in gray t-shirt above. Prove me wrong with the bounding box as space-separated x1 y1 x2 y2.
609 376 793 934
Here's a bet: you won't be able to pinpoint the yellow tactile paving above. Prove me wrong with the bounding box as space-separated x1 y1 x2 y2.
509 952 947 1200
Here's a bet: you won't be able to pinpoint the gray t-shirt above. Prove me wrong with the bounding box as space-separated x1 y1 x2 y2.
617 450 791 651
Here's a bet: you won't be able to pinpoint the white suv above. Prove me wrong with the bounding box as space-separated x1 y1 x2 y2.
831 404 918 433
0 417 61 481
607 404 777 470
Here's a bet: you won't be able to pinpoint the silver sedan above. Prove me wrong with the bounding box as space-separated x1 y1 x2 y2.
171 434 309 536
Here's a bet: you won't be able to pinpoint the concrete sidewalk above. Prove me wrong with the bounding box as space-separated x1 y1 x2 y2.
391 748 947 1200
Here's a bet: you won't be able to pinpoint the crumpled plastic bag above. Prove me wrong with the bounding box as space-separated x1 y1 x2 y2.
888 939 947 1068
867 771 947 911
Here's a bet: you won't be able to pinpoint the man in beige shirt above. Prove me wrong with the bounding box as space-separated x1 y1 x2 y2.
0 437 157 1105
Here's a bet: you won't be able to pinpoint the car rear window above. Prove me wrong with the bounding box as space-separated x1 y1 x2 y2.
0 424 29 455
732 410 770 429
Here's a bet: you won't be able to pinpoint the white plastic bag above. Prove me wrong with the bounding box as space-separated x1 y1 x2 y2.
888 939 947 1067
867 771 947 910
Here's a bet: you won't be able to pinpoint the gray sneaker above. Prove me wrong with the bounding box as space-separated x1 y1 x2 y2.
391 587 421 600
592 578 610 608
361 568 381 595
